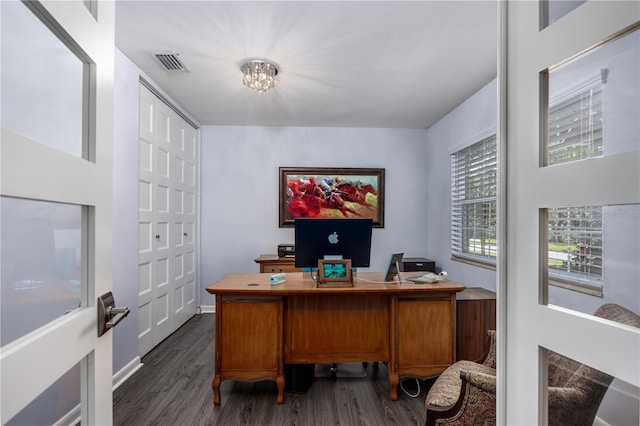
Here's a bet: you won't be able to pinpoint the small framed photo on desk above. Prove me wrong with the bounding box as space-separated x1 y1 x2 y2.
317 259 353 287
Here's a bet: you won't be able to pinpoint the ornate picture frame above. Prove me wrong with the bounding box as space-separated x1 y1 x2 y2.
279 167 385 227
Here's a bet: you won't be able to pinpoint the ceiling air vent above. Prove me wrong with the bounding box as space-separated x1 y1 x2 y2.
153 51 189 72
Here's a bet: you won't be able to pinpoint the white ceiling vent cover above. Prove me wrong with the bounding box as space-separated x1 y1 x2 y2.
153 51 189 72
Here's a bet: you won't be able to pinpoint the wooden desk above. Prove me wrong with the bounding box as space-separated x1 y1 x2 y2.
206 272 465 405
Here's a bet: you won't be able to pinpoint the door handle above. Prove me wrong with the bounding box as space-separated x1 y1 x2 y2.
97 292 130 337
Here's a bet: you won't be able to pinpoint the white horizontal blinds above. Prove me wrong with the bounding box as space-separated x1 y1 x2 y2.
548 206 603 285
451 135 498 262
548 80 603 165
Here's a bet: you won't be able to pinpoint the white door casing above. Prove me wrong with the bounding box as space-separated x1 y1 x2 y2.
1 0 115 423
501 2 639 424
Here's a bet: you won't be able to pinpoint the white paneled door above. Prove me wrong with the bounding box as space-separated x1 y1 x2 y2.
138 84 197 357
1 0 115 424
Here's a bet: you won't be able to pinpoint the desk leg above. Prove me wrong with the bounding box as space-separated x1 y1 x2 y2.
388 372 399 401
212 376 221 405
276 375 285 404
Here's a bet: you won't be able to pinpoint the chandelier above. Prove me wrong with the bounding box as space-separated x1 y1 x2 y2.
240 59 278 93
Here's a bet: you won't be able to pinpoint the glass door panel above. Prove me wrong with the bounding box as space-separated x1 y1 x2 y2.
543 345 639 425
5 361 81 426
0 1 85 158
545 28 639 166
1 197 82 346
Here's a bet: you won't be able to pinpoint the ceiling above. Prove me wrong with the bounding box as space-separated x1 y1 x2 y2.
115 1 497 129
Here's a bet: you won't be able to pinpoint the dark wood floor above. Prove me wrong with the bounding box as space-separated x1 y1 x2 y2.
113 314 432 426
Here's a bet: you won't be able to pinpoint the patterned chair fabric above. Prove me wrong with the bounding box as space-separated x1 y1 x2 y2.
424 304 639 426
548 303 640 426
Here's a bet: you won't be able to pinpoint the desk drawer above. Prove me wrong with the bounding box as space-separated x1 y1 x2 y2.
261 262 300 273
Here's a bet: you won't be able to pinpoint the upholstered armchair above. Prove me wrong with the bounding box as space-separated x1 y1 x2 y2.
424 330 496 426
424 303 640 426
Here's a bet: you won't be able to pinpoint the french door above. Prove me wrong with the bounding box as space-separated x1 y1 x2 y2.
501 1 639 424
1 0 115 424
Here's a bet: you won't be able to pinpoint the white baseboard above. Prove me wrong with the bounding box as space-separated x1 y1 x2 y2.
199 305 215 314
113 356 143 391
593 416 611 426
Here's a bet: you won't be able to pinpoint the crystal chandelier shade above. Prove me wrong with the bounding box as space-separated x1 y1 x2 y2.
241 60 278 93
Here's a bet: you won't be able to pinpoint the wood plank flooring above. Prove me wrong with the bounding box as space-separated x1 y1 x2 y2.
113 314 432 426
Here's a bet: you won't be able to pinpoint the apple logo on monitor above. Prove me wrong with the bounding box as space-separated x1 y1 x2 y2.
328 231 339 244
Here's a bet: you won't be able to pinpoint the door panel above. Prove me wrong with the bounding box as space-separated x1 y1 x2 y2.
502 1 639 424
1 0 115 424
5 360 81 426
1 198 82 347
0 0 84 158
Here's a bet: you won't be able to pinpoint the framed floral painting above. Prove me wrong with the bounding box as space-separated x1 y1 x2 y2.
279 167 385 227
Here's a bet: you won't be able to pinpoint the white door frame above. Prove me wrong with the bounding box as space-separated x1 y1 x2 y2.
1 0 115 423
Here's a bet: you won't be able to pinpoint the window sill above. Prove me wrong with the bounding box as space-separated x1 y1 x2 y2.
451 255 603 297
549 277 603 297
451 255 496 271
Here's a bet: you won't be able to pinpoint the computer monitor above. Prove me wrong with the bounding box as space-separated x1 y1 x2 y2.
294 218 373 268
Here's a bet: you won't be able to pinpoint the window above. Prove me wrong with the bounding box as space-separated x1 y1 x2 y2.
451 134 497 265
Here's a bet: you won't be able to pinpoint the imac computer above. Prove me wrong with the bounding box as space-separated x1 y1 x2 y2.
294 218 373 269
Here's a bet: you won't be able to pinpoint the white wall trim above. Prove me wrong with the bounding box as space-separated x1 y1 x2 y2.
112 356 143 391
199 305 215 314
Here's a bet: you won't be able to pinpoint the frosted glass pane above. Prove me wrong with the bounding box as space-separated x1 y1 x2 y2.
5 361 81 426
0 1 84 158
547 204 640 320
1 197 82 346
546 29 639 166
544 346 639 426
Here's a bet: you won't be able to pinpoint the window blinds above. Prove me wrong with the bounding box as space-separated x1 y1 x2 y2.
451 135 497 262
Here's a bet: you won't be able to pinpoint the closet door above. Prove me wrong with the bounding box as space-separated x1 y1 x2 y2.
173 121 198 329
138 84 198 356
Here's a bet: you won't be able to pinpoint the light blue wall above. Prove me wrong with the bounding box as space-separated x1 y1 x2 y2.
112 48 143 374
424 79 498 291
198 126 430 305
112 49 200 374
